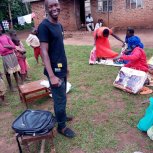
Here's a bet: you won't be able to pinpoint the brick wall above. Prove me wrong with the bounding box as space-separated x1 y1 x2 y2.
91 0 153 29
31 1 46 28
31 0 79 30
31 0 153 30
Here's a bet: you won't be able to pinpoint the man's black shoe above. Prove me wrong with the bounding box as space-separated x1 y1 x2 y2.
66 116 74 122
57 127 76 138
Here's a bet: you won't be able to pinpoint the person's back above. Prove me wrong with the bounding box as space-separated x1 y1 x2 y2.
95 27 118 59
26 27 42 64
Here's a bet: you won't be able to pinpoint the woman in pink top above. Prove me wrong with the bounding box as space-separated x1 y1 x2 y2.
0 25 20 91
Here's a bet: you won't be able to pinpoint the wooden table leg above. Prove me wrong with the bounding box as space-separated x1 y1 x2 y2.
24 142 31 153
40 140 45 153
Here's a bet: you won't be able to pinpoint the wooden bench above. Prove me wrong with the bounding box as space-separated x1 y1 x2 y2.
20 128 56 153
18 80 51 108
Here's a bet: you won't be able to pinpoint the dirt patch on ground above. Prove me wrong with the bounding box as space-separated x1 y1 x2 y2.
63 29 153 48
0 137 17 153
0 112 12 120
92 99 125 125
116 127 149 153
18 29 153 48
92 112 109 125
70 148 85 153
99 148 117 153
0 111 18 153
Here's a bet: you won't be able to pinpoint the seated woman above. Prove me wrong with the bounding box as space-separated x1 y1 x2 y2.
94 27 124 61
115 36 148 73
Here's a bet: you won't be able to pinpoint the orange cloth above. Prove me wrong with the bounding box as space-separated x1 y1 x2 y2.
94 27 118 58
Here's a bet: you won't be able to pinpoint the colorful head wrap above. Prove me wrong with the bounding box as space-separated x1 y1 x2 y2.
128 36 144 49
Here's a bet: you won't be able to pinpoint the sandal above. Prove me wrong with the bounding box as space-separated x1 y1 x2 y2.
57 127 76 138
139 86 153 95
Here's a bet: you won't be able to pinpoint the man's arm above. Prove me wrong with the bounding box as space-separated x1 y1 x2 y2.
40 42 61 86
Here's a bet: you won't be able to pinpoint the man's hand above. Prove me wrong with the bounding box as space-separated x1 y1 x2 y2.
67 66 70 77
50 75 61 87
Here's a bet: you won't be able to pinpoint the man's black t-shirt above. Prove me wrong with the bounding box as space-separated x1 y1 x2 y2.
38 19 67 78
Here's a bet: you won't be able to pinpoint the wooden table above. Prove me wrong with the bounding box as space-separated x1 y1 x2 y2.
18 80 51 108
20 128 56 153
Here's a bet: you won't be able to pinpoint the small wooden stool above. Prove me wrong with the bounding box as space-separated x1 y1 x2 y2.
18 80 51 108
19 128 56 153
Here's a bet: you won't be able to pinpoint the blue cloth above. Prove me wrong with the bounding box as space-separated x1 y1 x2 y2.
47 76 67 130
128 36 144 49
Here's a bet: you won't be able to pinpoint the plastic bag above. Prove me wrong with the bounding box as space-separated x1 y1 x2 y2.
147 126 153 140
137 97 153 131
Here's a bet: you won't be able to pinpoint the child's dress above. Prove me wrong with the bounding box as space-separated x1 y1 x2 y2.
15 42 27 75
0 76 6 96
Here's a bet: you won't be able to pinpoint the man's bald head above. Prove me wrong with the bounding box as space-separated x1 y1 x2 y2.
45 0 59 11
44 0 60 22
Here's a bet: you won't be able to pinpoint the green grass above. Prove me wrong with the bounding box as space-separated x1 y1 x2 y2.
0 45 153 153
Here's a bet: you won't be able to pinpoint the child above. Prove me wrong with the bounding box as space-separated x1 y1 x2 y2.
26 27 43 64
0 72 6 103
9 30 28 84
0 25 20 91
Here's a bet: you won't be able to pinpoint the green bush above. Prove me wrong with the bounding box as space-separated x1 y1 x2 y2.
14 22 34 31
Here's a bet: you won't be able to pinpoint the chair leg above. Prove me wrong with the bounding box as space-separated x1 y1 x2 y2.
34 141 39 153
24 142 31 153
50 139 55 153
40 140 45 153
50 130 56 153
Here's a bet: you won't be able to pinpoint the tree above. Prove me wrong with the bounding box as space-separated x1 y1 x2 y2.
0 0 30 29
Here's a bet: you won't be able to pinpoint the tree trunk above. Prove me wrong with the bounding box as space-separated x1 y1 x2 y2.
25 2 29 14
8 1 13 29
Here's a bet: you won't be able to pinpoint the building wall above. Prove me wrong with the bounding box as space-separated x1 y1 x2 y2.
90 0 153 29
31 0 153 30
31 1 45 27
31 0 79 30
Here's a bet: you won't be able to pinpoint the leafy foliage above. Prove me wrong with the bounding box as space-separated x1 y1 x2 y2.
0 0 30 21
14 22 34 30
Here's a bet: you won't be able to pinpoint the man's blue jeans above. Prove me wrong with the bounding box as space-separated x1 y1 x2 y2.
47 76 67 130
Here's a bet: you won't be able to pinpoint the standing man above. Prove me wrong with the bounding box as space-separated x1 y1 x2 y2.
86 13 94 31
38 0 76 138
